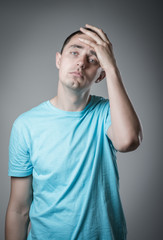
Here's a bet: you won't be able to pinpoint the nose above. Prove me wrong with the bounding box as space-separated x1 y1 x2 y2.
77 56 86 69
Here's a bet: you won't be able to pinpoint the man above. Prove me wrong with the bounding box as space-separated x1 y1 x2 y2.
5 24 143 239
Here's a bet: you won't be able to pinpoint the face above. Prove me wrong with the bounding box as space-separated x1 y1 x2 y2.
56 33 104 93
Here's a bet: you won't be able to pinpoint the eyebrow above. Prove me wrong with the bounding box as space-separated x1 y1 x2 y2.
69 44 83 49
69 44 97 57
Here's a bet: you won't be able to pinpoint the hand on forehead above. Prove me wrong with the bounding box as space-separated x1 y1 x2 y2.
79 24 110 45
78 24 114 71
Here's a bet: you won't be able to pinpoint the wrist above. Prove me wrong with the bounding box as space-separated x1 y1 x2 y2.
105 64 121 81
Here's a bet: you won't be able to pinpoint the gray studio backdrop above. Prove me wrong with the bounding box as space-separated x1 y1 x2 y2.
1 1 162 239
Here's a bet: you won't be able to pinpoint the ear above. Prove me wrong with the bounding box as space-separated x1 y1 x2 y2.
95 70 106 83
56 52 61 69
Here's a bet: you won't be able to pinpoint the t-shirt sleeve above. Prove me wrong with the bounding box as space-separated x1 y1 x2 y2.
104 100 112 134
8 119 33 177
101 98 111 134
102 98 118 152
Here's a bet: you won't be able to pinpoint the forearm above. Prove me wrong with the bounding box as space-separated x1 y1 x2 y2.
106 65 142 147
5 208 30 240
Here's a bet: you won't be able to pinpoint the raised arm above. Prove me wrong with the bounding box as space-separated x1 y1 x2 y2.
5 175 33 240
79 24 143 152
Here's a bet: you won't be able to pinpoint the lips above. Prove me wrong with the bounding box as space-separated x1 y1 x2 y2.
70 71 84 78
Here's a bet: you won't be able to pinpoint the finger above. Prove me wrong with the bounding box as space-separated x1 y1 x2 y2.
85 24 110 44
78 37 97 48
80 27 104 45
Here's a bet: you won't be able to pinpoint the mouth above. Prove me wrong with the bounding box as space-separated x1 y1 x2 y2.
69 71 84 78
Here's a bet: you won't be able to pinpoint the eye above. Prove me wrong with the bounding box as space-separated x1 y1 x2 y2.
70 51 78 56
89 58 98 64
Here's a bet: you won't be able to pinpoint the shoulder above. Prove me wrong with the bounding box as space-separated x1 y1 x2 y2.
12 100 48 129
91 95 110 111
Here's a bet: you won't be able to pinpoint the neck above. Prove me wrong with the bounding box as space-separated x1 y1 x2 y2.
50 82 91 112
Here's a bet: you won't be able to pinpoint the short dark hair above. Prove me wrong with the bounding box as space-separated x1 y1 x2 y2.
60 28 97 54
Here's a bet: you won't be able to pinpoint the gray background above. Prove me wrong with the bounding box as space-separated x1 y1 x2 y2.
0 0 162 239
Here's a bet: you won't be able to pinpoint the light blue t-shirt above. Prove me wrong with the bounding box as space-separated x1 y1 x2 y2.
8 95 127 240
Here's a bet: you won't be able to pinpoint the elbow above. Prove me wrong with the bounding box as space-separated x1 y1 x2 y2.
116 130 143 153
118 136 140 152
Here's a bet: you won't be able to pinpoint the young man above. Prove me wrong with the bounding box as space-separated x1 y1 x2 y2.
5 24 143 239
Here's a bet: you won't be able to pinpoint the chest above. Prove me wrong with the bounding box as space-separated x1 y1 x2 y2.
30 115 104 175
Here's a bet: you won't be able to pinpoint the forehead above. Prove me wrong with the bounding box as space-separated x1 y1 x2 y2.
65 33 96 51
